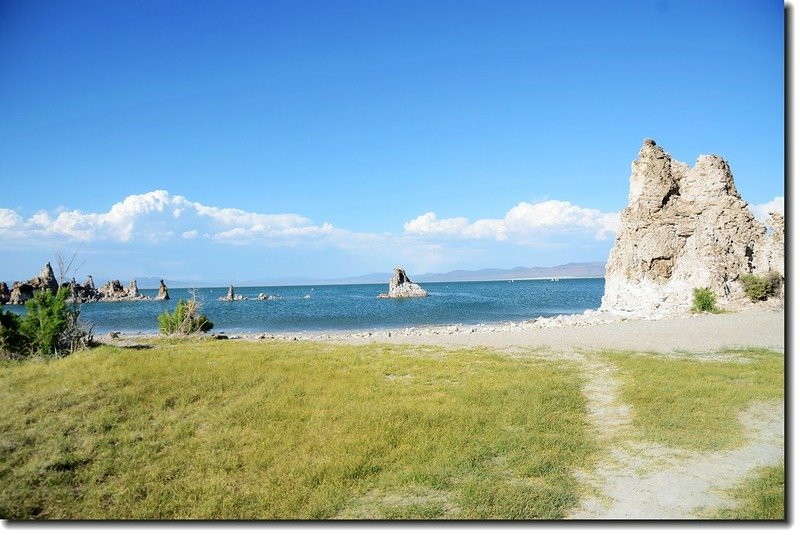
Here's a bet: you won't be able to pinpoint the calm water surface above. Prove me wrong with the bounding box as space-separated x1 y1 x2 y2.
4 278 604 334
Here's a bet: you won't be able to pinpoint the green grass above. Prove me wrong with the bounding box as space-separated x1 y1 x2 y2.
0 339 592 519
603 348 784 450
707 462 785 520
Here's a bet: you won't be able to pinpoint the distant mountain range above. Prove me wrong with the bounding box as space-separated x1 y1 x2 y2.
132 262 606 288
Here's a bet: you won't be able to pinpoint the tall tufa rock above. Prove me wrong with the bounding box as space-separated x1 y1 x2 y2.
156 279 170 300
378 268 429 298
29 262 60 295
601 139 784 316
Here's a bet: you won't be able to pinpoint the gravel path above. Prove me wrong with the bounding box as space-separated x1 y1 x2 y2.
560 348 784 519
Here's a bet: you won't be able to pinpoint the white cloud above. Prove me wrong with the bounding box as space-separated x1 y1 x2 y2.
0 208 21 229
1 190 338 245
0 191 620 272
404 200 619 242
750 196 784 222
404 212 470 236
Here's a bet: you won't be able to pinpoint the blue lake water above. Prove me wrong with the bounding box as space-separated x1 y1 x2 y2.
2 278 605 334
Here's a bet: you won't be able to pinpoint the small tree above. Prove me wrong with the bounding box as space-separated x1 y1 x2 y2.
692 287 719 313
19 287 91 358
158 294 213 335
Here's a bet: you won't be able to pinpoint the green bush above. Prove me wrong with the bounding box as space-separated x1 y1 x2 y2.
158 297 214 335
692 287 718 313
20 287 91 358
0 306 26 359
19 288 68 356
739 271 783 302
1 288 90 359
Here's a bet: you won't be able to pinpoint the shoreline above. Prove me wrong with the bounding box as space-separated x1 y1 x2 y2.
99 308 785 353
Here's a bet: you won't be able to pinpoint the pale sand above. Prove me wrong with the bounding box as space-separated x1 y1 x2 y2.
223 309 784 353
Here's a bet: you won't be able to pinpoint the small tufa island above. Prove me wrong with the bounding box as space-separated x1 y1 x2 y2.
601 138 784 317
219 285 282 301
378 268 429 299
0 262 170 305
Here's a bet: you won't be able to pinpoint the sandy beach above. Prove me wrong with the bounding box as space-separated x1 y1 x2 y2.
113 308 785 354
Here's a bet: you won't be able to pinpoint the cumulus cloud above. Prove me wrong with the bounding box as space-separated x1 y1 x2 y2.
750 196 784 222
0 190 338 245
404 200 619 242
0 208 21 230
0 192 621 265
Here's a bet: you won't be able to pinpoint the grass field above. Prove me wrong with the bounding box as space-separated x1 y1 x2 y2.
0 340 785 519
0 339 591 519
707 462 785 519
604 348 784 450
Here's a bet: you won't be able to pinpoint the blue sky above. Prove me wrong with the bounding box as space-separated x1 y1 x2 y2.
0 0 785 282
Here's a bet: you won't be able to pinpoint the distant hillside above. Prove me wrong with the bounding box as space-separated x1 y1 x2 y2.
5 262 606 290
131 277 224 289
415 262 606 283
216 262 604 287
233 262 606 286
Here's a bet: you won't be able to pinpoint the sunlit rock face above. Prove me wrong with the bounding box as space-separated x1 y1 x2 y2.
601 139 783 317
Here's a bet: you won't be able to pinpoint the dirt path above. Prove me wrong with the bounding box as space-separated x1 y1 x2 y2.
566 351 784 519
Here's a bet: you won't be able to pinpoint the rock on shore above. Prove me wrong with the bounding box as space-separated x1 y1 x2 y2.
378 268 429 298
601 139 784 317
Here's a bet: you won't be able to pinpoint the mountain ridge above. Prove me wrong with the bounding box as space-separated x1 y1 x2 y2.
128 261 606 288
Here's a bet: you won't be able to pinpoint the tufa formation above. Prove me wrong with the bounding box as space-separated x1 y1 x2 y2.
601 139 784 317
378 268 429 298
1 263 170 304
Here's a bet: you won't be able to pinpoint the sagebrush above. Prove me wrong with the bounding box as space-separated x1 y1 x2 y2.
157 297 214 334
739 272 783 302
692 287 718 313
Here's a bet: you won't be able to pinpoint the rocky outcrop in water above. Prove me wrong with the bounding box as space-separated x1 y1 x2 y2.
8 282 34 305
93 279 146 301
128 279 140 298
601 139 784 317
378 268 429 298
5 263 60 304
2 264 173 305
220 284 248 301
31 262 60 295
156 279 170 300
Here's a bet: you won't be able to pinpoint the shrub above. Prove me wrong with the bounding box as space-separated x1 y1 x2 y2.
20 287 91 358
692 287 718 313
1 288 91 359
158 296 213 335
0 306 26 359
739 272 784 302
